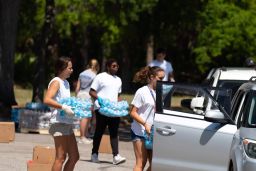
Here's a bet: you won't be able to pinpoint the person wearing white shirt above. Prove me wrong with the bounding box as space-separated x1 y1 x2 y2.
130 66 165 171
89 58 126 165
149 48 175 82
44 57 79 171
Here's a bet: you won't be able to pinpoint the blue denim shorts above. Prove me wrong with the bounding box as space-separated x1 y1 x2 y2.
131 129 145 142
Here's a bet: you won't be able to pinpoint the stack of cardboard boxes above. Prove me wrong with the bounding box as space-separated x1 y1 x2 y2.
27 146 55 171
0 122 15 143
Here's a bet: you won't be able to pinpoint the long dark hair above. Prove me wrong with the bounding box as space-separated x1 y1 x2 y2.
55 57 71 76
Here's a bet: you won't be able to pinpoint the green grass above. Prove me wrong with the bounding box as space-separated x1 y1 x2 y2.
120 94 134 104
14 86 33 107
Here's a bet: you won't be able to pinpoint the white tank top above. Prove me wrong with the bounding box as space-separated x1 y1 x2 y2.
48 77 73 124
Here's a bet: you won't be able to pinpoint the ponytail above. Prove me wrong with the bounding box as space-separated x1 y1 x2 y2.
133 66 164 84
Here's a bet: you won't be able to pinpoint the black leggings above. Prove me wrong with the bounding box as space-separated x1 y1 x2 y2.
92 110 120 156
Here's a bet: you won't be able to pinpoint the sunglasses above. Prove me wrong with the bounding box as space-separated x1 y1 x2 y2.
111 64 119 68
157 76 164 81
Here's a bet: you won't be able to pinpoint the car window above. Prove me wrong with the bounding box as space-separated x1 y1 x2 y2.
236 93 249 128
246 97 256 126
217 80 246 98
231 90 242 120
159 83 223 116
243 91 256 128
210 88 232 113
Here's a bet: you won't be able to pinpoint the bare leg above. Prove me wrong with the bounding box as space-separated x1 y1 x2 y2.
63 133 79 171
52 136 68 171
89 111 96 136
132 140 147 171
80 118 91 138
146 150 152 171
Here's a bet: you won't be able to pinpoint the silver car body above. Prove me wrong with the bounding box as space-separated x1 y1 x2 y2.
153 113 236 171
152 82 256 171
229 83 256 171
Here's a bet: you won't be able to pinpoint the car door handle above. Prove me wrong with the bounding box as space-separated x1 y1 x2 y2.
156 126 176 136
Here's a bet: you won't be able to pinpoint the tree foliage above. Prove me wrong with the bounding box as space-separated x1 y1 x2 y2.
16 0 159 90
194 0 256 72
54 0 158 51
14 0 256 93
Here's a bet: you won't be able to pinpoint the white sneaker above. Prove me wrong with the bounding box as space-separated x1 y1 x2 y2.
79 137 93 144
91 153 100 163
113 154 126 165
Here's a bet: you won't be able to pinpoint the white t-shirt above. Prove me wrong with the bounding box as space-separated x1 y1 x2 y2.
90 72 122 110
149 59 173 81
131 85 156 137
48 77 73 124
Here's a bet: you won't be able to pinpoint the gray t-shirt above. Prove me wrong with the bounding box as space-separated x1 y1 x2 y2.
78 69 96 92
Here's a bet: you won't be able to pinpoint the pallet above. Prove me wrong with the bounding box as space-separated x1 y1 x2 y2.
20 128 49 135
20 128 80 137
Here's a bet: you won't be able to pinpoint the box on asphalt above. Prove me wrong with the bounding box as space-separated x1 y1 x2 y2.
33 146 55 164
0 122 15 143
99 134 112 154
27 160 53 171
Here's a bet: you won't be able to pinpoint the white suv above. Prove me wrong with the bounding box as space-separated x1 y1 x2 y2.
205 67 256 97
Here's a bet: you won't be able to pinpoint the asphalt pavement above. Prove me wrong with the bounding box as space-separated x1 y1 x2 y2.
0 126 136 171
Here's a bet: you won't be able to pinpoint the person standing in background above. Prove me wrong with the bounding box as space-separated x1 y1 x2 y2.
44 57 79 171
149 47 175 82
245 57 256 68
75 58 100 144
89 58 126 165
130 66 165 171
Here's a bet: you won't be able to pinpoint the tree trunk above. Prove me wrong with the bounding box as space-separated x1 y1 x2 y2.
121 45 131 93
0 0 20 119
79 27 90 70
101 45 110 72
146 35 154 65
32 0 55 102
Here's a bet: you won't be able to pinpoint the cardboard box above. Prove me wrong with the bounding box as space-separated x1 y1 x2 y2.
27 160 53 171
99 134 112 154
0 122 15 143
33 146 55 164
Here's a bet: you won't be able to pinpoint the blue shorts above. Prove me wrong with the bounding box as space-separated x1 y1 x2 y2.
131 129 145 142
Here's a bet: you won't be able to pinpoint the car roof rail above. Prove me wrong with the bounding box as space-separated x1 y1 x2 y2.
220 67 227 71
249 76 256 82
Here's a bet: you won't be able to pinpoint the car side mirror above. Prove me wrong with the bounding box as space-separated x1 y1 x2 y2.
204 110 229 124
190 97 204 109
181 97 205 115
